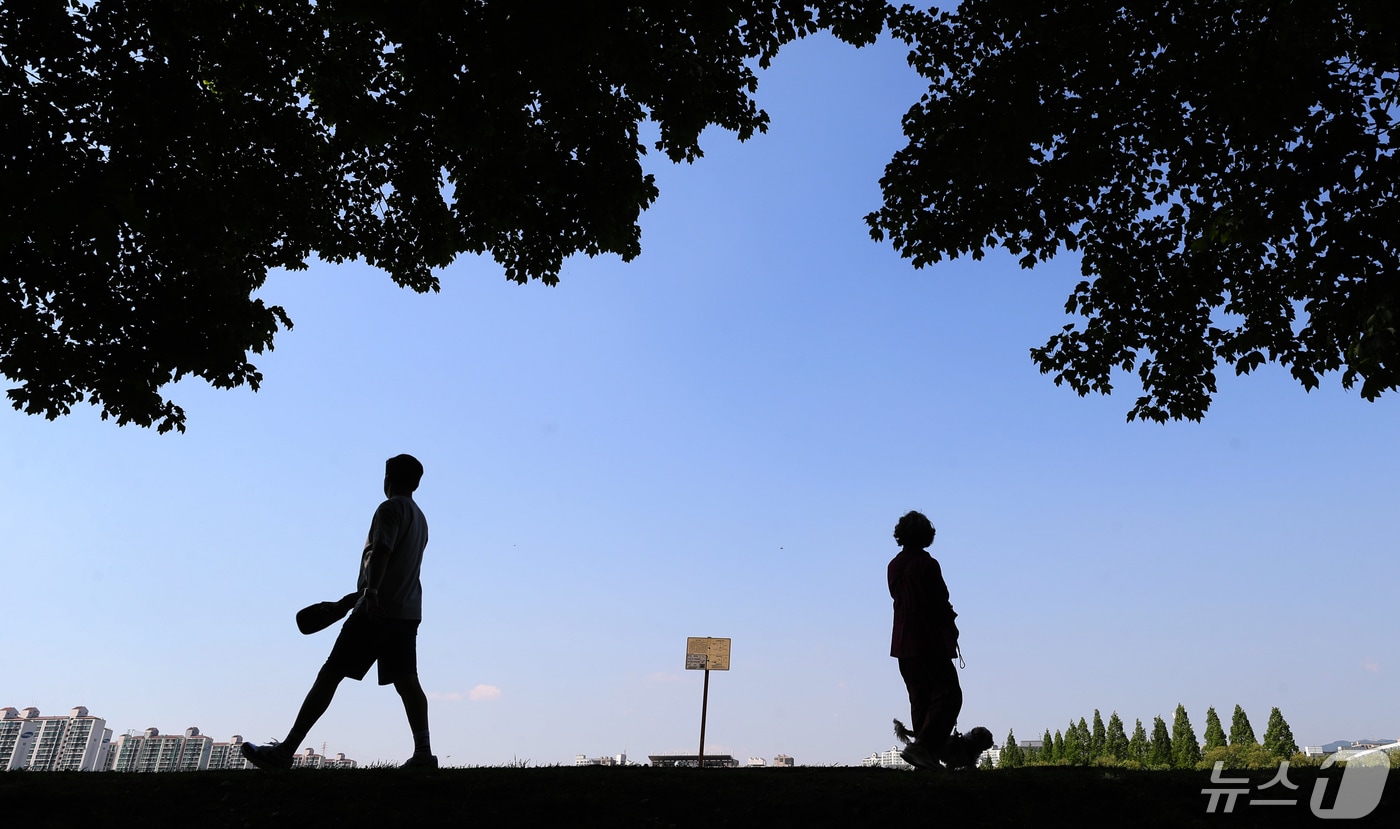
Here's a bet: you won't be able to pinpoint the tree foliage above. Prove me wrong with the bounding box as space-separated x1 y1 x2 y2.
1148 715 1173 767
1203 706 1227 750
1200 742 1285 770
871 2 1400 422
1089 710 1107 761
1 0 885 431
1263 707 1300 757
1014 704 1309 771
1128 718 1149 765
1062 719 1084 765
16 2 1399 432
1105 711 1130 761
1171 703 1202 769
999 729 1023 768
1230 704 1257 746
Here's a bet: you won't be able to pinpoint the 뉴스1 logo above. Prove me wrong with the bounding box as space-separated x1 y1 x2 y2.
1311 744 1392 820
1201 743 1394 819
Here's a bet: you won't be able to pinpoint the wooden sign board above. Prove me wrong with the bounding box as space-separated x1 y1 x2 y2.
685 637 731 671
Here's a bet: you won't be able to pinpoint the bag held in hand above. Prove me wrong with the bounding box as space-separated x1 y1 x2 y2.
296 592 359 635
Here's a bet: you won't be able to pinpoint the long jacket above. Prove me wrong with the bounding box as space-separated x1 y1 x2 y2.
888 547 959 659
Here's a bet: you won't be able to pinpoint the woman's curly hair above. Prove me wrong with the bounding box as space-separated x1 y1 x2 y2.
893 510 935 548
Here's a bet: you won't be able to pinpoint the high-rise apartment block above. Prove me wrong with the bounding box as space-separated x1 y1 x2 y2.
290 747 357 769
1 706 112 771
206 735 254 770
2 706 352 771
106 726 214 772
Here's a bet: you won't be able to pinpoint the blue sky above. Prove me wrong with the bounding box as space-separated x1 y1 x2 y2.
5 31 1396 767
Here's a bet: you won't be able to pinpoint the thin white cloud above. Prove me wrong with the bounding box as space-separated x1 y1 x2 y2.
1363 661 1381 674
469 684 503 701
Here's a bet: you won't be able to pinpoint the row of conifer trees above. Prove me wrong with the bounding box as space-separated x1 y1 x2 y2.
995 704 1300 769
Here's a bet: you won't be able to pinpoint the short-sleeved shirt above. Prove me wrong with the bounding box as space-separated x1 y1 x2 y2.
355 495 429 620
888 547 958 659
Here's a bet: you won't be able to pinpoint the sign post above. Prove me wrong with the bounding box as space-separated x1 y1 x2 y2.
685 637 731 768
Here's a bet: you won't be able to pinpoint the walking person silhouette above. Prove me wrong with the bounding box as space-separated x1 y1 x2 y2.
242 454 436 770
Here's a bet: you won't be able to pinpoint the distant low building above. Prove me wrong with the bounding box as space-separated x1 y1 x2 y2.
746 757 766 767
648 754 739 768
574 752 628 766
1 706 112 771
772 754 794 767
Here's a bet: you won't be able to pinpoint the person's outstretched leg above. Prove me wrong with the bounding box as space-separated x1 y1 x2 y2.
242 666 344 770
284 666 345 750
394 675 435 768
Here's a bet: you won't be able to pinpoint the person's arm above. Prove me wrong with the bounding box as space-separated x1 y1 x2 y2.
360 541 392 616
358 500 403 616
927 558 959 649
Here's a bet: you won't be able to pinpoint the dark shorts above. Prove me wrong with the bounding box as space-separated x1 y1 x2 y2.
323 612 420 686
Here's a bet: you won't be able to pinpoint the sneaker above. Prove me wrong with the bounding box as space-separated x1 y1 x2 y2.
241 742 293 770
900 741 940 771
401 752 438 770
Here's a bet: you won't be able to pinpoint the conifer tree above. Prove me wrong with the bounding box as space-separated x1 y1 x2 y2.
1171 704 1202 769
1263 708 1299 758
1090 710 1107 761
1052 729 1065 764
1105 711 1129 761
1128 719 1148 764
1229 705 1256 745
1203 706 1227 750
1063 720 1084 765
1001 730 1022 769
1148 716 1173 766
1040 729 1056 765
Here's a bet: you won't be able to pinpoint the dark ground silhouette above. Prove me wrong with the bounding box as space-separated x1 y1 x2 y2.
4 766 1389 828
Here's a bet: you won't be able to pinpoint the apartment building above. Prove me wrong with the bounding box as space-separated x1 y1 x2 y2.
106 726 213 772
1 706 112 771
290 747 357 769
206 735 254 770
861 745 914 769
